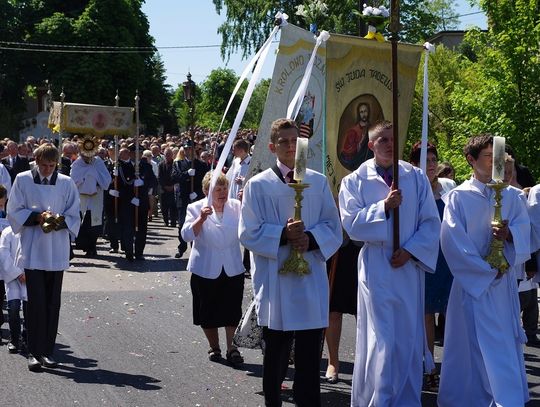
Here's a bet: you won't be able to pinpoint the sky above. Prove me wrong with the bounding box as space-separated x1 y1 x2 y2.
141 1 487 88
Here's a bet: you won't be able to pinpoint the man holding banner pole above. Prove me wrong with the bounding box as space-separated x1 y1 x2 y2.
339 121 440 406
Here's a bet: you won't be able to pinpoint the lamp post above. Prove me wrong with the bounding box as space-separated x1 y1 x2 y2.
182 72 196 195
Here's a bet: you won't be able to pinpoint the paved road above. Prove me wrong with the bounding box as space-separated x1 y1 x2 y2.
1 216 539 406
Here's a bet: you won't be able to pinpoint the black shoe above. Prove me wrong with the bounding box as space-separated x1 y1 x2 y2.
28 355 41 371
174 252 183 259
109 248 118 253
170 223 177 228
126 253 134 262
7 342 18 354
135 255 145 261
39 355 58 368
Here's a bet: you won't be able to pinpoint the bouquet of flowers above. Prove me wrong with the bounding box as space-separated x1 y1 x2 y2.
295 0 329 33
354 4 390 41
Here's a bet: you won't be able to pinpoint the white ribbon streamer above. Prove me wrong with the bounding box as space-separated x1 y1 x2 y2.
286 30 330 121
208 13 287 203
420 42 435 173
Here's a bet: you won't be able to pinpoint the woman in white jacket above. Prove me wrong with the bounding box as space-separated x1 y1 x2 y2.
181 171 245 366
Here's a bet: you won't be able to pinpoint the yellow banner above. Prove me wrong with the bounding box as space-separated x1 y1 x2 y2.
325 35 422 195
48 102 134 136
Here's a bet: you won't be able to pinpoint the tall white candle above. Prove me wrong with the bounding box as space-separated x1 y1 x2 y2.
293 137 309 182
492 136 506 181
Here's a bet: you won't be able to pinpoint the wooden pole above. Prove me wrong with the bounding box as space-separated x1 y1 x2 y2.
58 88 65 165
114 91 120 223
134 90 140 232
190 103 195 196
390 0 400 253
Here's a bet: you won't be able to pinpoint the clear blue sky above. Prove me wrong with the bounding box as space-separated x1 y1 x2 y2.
141 1 487 88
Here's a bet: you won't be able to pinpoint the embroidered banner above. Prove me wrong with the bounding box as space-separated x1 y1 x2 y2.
48 102 134 136
247 23 326 178
325 35 422 195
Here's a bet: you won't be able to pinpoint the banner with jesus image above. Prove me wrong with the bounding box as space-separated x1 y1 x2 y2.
325 35 422 195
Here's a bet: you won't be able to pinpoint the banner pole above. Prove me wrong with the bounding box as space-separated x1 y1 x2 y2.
390 0 400 253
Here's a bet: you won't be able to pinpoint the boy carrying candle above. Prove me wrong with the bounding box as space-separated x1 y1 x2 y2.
239 118 342 407
438 134 530 406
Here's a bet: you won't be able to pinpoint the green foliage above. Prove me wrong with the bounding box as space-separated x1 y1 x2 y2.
243 78 271 128
407 45 474 183
449 1 540 181
198 68 244 129
0 0 174 137
212 0 459 61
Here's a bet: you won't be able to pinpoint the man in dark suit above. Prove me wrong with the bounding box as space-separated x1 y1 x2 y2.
171 140 209 258
2 141 30 183
59 142 77 176
111 145 157 261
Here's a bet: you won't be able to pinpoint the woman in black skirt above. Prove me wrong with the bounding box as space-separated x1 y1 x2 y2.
181 171 245 366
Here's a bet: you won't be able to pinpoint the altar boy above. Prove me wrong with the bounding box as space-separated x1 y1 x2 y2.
7 143 80 371
239 118 342 407
438 134 530 406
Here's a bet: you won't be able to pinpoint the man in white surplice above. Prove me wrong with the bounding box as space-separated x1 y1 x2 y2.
239 118 342 407
339 121 440 407
225 138 251 200
71 152 112 256
438 134 530 406
7 143 80 372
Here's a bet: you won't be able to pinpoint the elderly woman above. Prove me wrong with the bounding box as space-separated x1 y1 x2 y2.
181 171 245 366
409 141 455 390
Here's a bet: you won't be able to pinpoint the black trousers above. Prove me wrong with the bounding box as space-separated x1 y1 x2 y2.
75 210 100 253
177 203 188 254
119 203 149 256
160 191 177 225
25 269 63 357
519 287 539 337
0 281 5 325
262 327 322 407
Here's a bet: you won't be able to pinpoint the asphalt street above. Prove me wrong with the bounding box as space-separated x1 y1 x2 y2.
0 216 539 406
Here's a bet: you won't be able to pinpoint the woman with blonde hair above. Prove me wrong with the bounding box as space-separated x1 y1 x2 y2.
181 171 245 366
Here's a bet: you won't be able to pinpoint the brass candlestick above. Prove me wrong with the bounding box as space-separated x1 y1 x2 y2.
485 181 509 274
41 213 65 233
279 182 310 276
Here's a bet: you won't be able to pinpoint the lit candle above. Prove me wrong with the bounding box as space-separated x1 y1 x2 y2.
491 136 506 182
293 137 309 182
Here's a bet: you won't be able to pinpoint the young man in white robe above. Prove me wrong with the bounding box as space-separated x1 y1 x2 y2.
70 151 112 256
438 134 530 406
226 138 251 200
7 144 80 372
339 120 440 407
239 118 342 407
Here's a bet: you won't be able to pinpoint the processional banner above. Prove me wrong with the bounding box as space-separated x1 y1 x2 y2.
48 102 134 136
325 35 422 195
247 24 326 178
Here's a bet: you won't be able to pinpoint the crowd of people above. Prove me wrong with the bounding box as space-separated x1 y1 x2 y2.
0 118 539 407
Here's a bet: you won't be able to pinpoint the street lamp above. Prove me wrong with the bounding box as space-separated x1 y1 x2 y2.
182 72 196 133
182 72 196 150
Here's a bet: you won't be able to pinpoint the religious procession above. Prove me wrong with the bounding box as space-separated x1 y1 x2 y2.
0 1 539 406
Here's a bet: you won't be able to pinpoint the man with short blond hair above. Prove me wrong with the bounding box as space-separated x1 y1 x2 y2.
240 118 342 407
7 143 80 372
339 120 440 406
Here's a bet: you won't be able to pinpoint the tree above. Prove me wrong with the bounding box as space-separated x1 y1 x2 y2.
243 78 271 128
198 68 244 130
445 0 540 180
212 0 458 61
0 0 172 136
